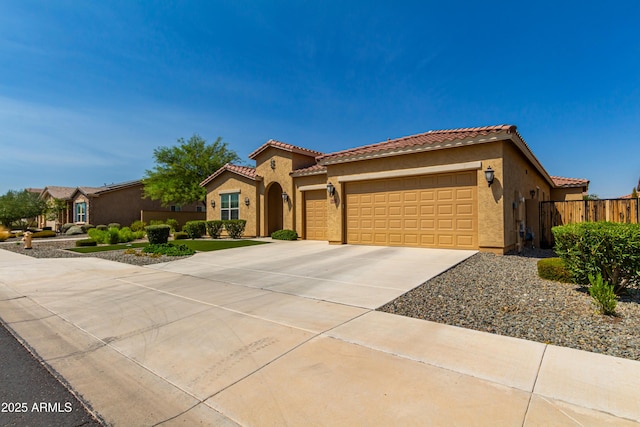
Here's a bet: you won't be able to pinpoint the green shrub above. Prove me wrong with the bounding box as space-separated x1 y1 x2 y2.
96 224 108 231
553 222 640 293
206 220 224 239
130 220 147 232
149 220 165 226
75 239 97 247
60 223 75 233
108 223 121 229
271 229 298 240
80 224 95 233
31 230 57 238
183 220 206 239
224 220 247 239
88 228 107 243
107 227 120 244
588 273 617 315
537 258 572 283
145 225 171 245
65 225 84 235
173 232 189 240
142 243 195 256
42 226 52 231
166 218 180 233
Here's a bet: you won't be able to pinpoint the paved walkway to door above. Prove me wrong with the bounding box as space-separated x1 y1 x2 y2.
0 241 638 426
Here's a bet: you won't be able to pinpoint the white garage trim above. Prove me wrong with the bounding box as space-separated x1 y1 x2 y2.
337 161 482 183
298 184 327 192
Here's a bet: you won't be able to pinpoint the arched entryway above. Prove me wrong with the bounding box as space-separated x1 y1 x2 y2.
267 182 284 235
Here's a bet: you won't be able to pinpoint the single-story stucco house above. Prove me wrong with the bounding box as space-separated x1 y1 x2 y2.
201 125 588 254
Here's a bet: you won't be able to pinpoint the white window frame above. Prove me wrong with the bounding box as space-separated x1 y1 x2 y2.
75 202 86 223
221 193 239 220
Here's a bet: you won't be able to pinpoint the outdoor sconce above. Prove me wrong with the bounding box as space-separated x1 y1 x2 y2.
270 158 276 169
484 166 495 187
530 189 536 199
327 182 336 197
244 197 250 206
282 191 289 202
210 199 215 208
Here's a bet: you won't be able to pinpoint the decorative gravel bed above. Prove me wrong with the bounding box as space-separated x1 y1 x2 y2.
0 239 192 265
379 250 640 362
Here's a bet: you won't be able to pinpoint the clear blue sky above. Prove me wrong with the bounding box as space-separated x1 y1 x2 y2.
1 1 639 198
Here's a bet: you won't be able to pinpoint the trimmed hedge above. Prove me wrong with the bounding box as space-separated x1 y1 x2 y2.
183 220 206 239
225 220 246 239
96 224 108 231
80 224 95 233
537 258 572 283
173 232 189 240
206 220 224 239
108 223 121 229
31 230 57 239
75 238 97 247
145 224 171 245
166 218 180 233
553 222 640 293
271 229 298 240
130 220 146 232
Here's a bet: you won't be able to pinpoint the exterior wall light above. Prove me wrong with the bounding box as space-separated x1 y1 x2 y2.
210 199 215 208
484 166 495 187
327 182 336 197
530 190 536 199
244 197 250 206
282 191 289 202
270 158 276 169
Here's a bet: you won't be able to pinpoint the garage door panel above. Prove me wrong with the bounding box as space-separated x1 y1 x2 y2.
347 172 477 249
304 190 327 241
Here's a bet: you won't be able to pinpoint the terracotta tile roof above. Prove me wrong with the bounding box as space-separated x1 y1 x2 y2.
200 163 257 187
249 139 323 160
290 164 327 177
550 176 590 188
317 125 516 164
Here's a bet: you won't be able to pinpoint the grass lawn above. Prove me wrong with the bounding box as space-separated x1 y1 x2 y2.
68 239 268 254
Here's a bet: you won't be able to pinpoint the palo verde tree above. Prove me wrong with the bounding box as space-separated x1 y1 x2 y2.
0 190 47 230
143 134 240 207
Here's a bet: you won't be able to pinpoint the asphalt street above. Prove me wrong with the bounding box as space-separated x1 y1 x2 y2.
0 319 103 427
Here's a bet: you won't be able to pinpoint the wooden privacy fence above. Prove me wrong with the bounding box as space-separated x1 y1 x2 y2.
540 198 640 248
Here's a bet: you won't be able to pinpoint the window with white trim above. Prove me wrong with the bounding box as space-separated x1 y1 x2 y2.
221 193 239 220
75 202 86 223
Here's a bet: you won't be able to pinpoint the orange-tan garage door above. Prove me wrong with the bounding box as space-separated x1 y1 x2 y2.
305 190 327 240
346 171 478 249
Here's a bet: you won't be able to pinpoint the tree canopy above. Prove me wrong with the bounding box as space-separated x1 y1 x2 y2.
143 134 240 207
0 190 47 229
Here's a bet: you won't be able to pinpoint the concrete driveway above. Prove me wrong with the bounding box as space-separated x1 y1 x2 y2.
0 241 638 426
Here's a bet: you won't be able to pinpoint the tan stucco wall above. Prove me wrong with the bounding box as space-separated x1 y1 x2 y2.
203 172 259 237
550 187 586 201
501 142 553 252
253 148 318 235
324 142 507 251
293 174 329 239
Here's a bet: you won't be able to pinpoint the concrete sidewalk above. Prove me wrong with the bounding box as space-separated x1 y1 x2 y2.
0 242 638 426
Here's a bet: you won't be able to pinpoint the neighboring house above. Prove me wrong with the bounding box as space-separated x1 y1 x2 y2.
549 176 590 200
37 186 76 229
68 180 203 227
201 125 588 254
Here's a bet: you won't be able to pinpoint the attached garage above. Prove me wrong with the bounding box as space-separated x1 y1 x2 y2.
304 189 327 240
345 171 478 249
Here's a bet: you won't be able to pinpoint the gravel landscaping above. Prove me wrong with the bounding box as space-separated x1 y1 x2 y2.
379 249 640 362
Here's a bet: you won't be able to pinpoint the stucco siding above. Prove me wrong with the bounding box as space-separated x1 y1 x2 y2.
204 172 259 237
